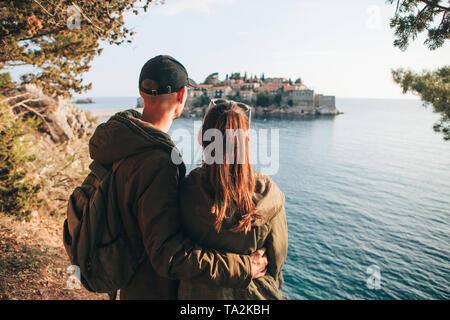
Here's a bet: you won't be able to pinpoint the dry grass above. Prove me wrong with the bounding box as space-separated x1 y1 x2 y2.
0 91 113 299
0 116 108 299
26 134 92 217
0 214 107 300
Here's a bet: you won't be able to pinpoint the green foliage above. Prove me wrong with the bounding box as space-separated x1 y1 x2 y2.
191 94 210 107
388 1 449 139
274 93 282 106
0 0 155 97
387 0 449 50
0 100 41 219
392 65 450 139
256 91 275 107
256 91 282 106
0 70 15 92
230 72 241 80
204 72 219 84
295 78 303 84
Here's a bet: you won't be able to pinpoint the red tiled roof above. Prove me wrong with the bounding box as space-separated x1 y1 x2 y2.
231 82 259 87
283 85 295 91
258 85 281 90
263 83 284 87
209 86 230 90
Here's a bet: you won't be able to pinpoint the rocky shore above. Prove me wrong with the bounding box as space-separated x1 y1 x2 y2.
183 105 341 118
136 97 341 118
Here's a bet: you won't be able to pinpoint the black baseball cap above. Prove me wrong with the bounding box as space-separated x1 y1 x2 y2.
139 55 198 95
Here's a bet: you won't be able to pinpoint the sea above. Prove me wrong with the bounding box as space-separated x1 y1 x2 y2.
77 97 450 300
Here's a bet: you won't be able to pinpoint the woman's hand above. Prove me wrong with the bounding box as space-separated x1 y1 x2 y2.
250 248 268 279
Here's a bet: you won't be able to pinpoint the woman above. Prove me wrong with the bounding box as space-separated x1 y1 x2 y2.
178 98 288 300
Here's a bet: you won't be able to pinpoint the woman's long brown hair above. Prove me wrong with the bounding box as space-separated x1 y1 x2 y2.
201 102 260 234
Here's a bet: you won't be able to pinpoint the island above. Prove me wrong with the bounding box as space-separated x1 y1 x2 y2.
137 73 341 117
74 98 94 104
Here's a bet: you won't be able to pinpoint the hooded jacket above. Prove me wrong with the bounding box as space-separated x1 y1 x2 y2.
89 109 252 299
178 167 288 300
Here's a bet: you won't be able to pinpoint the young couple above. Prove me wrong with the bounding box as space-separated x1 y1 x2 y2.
88 55 288 300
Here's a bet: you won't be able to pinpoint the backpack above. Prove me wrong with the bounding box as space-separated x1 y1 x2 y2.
63 158 144 298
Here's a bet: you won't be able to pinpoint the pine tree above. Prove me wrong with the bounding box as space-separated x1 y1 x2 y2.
387 0 449 50
0 0 155 97
392 66 450 140
387 1 449 140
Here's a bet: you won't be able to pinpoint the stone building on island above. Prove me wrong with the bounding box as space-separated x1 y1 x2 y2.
137 73 340 116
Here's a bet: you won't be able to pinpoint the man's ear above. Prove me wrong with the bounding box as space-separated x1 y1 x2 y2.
177 86 186 104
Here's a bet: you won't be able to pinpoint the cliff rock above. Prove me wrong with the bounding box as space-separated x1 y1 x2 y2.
5 84 97 144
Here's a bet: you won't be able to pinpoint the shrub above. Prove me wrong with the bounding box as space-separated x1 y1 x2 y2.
0 99 41 220
0 71 15 93
191 94 210 108
256 91 273 107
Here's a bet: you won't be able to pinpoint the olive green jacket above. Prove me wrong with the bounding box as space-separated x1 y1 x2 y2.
89 109 252 299
178 167 288 300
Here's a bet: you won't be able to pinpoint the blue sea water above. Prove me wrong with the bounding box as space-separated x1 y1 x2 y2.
79 97 450 300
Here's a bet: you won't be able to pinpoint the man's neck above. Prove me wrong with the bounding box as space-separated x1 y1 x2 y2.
141 106 173 133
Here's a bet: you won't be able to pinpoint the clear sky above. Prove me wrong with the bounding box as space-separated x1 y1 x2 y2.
14 0 450 99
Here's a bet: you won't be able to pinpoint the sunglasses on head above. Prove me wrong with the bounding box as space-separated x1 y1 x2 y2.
207 98 252 126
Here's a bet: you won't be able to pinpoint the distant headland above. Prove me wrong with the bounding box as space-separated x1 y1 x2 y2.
137 72 341 117
74 98 94 104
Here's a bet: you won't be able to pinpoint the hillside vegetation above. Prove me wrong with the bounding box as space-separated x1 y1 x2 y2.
0 85 106 300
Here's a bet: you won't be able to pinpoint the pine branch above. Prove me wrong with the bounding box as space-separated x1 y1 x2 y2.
420 0 450 11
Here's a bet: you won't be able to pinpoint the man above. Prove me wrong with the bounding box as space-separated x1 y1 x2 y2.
89 55 267 299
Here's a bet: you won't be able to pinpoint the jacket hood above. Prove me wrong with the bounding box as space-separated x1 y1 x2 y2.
252 171 286 224
89 109 178 165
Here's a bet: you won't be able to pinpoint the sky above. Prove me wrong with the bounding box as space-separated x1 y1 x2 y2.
11 0 450 99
